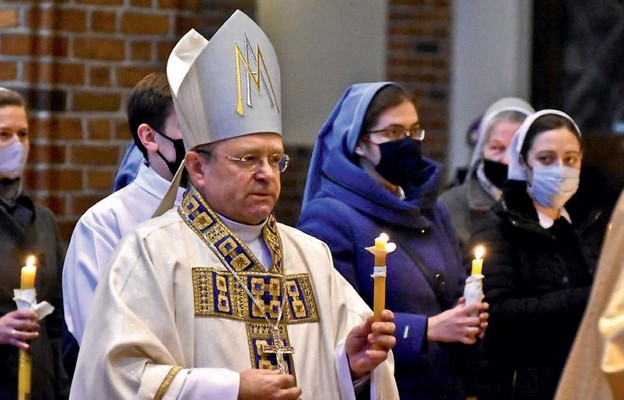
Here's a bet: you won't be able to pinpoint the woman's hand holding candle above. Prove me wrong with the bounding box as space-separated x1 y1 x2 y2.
464 245 487 341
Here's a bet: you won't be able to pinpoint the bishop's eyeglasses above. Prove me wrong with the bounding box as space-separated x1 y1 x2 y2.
196 149 290 173
367 125 426 141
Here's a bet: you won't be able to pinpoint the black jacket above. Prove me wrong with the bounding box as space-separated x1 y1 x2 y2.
0 191 69 400
467 180 608 400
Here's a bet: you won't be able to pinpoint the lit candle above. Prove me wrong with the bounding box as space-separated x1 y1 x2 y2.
18 255 36 400
465 246 485 341
21 255 37 289
471 245 485 276
366 233 396 325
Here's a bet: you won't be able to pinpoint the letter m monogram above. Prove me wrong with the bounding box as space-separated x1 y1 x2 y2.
234 34 280 116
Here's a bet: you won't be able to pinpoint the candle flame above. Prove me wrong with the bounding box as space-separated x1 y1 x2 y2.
25 255 36 267
475 245 485 260
379 232 389 241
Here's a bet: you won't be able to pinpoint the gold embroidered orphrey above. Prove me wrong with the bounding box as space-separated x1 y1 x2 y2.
181 186 319 378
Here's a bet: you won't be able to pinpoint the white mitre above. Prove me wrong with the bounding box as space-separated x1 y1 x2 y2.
154 9 282 216
168 9 282 151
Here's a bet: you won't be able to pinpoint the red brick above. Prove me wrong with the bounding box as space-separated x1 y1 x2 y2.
159 0 200 10
88 119 111 140
157 40 176 61
90 66 112 86
174 14 201 36
87 169 115 190
115 119 132 140
73 37 125 61
29 143 67 164
24 62 85 85
121 12 170 35
117 66 159 88
92 10 117 33
58 219 76 242
71 144 120 166
1 34 69 57
69 193 108 217
28 7 86 32
30 117 83 140
0 9 18 28
36 194 66 216
76 0 122 5
23 168 83 191
130 0 151 6
73 91 121 112
0 61 18 80
130 41 153 61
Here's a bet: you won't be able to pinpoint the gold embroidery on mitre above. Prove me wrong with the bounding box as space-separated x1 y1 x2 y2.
234 33 280 116
154 366 182 400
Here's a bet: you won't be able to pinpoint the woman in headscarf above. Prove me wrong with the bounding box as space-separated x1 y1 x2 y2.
440 97 534 254
298 82 488 400
467 109 609 400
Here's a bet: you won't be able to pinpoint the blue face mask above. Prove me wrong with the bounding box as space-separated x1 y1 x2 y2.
527 165 580 209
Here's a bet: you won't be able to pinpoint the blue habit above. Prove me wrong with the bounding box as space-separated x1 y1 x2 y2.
298 82 473 399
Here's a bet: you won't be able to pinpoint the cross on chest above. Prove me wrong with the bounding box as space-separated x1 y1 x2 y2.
262 326 295 374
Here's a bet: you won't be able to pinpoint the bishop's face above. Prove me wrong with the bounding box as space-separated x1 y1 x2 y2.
189 132 283 225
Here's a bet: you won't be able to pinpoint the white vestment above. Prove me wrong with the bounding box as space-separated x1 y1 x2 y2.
70 189 398 399
556 192 624 399
62 163 184 344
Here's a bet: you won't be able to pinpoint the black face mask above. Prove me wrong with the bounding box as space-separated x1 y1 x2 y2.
155 131 185 176
374 137 422 186
482 159 508 189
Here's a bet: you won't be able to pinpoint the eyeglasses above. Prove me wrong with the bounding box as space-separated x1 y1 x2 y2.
367 126 425 141
196 150 290 173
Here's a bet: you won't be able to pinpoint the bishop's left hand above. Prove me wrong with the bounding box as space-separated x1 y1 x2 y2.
346 309 396 378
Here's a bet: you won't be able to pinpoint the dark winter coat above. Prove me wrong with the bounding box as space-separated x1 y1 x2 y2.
0 188 69 400
467 179 608 400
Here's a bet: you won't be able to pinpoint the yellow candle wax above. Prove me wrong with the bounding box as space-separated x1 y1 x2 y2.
471 246 485 276
18 349 32 399
21 255 37 290
18 255 36 400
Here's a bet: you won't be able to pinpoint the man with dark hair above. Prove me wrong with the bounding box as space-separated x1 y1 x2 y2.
62 72 186 347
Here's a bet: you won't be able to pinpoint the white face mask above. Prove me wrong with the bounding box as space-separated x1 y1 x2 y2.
527 165 580 209
0 139 28 179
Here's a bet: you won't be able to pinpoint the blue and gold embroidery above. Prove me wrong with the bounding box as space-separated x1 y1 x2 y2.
182 186 318 373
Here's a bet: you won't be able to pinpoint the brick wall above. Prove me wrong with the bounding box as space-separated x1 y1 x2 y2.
0 1 247 241
0 0 450 240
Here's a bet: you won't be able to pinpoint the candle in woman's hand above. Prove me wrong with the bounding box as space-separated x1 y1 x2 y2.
18 255 36 400
366 233 396 328
471 245 485 276
21 255 37 290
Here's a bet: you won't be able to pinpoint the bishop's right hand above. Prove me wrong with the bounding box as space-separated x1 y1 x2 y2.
238 368 302 400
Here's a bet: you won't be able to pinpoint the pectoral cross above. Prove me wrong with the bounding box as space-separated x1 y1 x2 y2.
262 326 294 374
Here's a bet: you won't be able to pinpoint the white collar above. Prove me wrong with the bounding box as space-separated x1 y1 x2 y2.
218 213 266 242
537 207 572 228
